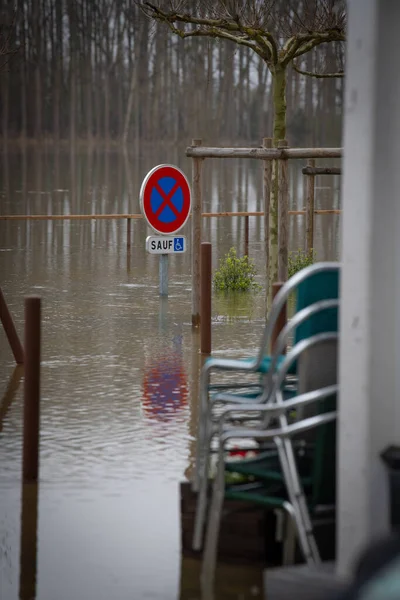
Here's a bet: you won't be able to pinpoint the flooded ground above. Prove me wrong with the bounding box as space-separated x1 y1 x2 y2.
0 147 340 600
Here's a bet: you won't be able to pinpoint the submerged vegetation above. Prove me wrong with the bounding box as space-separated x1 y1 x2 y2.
213 248 261 292
288 248 317 279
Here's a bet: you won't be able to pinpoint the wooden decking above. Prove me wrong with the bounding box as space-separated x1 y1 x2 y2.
264 562 349 600
180 481 283 566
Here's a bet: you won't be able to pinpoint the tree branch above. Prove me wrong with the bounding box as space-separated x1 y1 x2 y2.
0 9 20 71
140 2 345 72
292 31 345 59
142 1 275 62
292 60 344 78
162 19 266 60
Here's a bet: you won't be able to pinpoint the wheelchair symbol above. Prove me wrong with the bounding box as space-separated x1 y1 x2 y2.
174 238 184 252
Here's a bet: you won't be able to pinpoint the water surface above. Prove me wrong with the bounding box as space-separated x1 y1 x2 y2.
0 148 340 599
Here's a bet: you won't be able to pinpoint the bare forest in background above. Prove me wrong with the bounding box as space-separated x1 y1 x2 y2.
0 0 344 148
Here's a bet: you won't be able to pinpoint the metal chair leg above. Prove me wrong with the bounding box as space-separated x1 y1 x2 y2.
201 454 225 592
193 402 207 492
282 437 321 564
193 367 213 492
282 503 298 565
274 437 315 564
193 427 214 550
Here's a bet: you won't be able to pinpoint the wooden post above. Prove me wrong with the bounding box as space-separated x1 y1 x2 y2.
263 138 272 290
22 296 41 483
19 481 39 600
278 140 289 282
244 215 249 256
200 242 212 354
270 282 287 354
305 158 315 253
192 139 203 327
0 365 23 434
127 217 131 250
0 288 24 364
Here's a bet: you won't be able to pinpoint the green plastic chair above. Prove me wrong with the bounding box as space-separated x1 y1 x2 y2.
192 263 340 552
200 334 338 590
194 262 340 490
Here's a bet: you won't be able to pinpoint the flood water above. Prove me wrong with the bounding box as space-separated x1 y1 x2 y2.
0 147 341 600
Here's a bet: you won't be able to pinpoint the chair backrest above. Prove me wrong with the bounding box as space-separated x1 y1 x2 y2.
255 262 340 368
294 267 340 344
309 389 337 509
268 332 338 510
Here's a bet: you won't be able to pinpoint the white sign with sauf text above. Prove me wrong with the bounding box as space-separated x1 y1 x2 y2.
145 236 186 254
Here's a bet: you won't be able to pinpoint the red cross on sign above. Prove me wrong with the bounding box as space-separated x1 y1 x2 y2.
140 164 191 235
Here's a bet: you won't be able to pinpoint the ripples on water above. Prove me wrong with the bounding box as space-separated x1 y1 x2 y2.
0 150 340 600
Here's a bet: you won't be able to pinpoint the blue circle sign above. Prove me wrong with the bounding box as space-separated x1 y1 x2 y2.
140 164 191 235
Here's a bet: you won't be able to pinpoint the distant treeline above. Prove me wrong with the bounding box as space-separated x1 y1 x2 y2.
1 1 343 147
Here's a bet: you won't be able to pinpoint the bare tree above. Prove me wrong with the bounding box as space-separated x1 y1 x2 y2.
2 0 343 153
139 1 345 140
0 6 19 72
138 0 346 285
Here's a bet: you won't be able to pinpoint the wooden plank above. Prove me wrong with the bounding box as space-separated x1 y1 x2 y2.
278 140 289 281
263 138 272 298
305 159 315 253
0 366 23 434
0 213 144 220
186 146 342 160
264 563 348 600
191 138 203 327
302 166 342 175
180 482 282 566
0 209 342 221
180 557 265 600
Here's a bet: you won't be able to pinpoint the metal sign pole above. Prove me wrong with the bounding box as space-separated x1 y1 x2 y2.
159 254 168 297
140 164 191 300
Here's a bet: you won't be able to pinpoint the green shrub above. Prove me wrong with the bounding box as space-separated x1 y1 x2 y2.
288 248 316 279
213 248 261 292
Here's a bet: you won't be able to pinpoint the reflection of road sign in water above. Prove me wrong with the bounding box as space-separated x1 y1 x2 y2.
146 236 186 254
142 337 188 420
140 164 191 235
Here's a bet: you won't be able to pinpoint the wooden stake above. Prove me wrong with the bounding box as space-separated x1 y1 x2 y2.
0 287 24 364
263 137 272 293
19 481 39 600
306 158 316 253
127 217 131 250
244 215 249 257
271 282 287 354
200 243 212 354
192 139 203 327
278 140 289 282
186 146 342 159
22 297 41 482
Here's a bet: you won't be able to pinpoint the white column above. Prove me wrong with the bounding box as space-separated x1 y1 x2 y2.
338 0 400 576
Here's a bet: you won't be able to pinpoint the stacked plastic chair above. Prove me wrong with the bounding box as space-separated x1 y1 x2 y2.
192 263 340 552
191 263 340 591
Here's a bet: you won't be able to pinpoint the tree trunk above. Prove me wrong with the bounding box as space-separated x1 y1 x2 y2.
272 65 286 140
2 71 9 148
104 70 110 144
305 52 314 146
268 65 287 292
18 0 27 140
122 64 136 145
138 16 149 140
85 0 93 145
33 0 42 140
53 0 62 144
68 5 76 152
